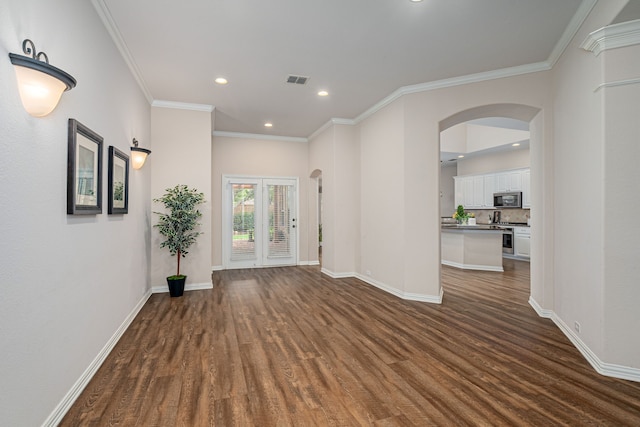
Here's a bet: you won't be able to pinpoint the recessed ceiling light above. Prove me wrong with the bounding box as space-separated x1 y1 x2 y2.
410 0 424 2
512 143 521 147
318 90 329 97
458 155 465 158
214 77 228 85
264 122 273 128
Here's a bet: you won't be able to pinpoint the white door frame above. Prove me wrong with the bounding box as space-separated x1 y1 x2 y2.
222 175 299 269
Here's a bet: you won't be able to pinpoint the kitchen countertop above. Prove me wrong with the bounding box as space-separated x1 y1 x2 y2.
441 224 507 231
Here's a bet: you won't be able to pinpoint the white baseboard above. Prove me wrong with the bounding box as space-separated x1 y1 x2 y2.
298 260 320 266
442 260 504 272
319 268 442 304
151 282 213 294
321 268 357 279
211 265 223 271
528 296 554 318
355 273 443 304
42 289 153 427
529 296 640 383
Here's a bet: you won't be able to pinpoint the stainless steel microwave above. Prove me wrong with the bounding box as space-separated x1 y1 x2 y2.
493 192 522 208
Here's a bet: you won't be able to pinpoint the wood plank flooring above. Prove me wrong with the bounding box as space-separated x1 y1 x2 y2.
61 260 640 426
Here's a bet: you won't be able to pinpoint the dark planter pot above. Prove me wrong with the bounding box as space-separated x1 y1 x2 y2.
167 275 187 297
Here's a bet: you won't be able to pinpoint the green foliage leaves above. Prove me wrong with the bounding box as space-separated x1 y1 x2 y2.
154 185 205 261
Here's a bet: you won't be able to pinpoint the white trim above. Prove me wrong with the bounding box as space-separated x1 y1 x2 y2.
42 289 153 427
441 260 504 273
91 0 154 104
528 296 554 318
213 131 308 143
212 265 224 271
308 118 356 141
552 313 640 382
581 19 640 56
319 269 442 304
152 100 214 112
547 0 598 66
321 268 357 279
152 282 213 294
355 273 443 304
529 296 640 383
594 77 640 92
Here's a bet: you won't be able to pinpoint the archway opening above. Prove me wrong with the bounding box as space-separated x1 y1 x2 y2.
438 103 542 300
310 169 323 266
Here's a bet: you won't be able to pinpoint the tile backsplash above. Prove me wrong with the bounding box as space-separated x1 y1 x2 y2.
466 208 530 224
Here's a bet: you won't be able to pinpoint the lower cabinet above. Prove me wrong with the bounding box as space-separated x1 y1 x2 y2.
514 227 530 259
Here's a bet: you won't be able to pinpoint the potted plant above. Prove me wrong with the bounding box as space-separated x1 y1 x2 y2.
154 185 205 297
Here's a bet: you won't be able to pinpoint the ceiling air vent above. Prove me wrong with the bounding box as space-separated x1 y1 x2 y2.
286 75 309 85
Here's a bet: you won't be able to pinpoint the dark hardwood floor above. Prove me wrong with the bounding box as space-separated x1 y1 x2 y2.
61 260 640 426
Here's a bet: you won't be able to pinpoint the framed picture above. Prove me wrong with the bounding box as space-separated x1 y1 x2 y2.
67 119 103 215
108 146 129 214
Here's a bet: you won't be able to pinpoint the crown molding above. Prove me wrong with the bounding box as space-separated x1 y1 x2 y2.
91 0 153 104
213 131 307 143
547 0 598 66
581 19 640 56
308 118 356 140
351 61 552 127
152 100 214 112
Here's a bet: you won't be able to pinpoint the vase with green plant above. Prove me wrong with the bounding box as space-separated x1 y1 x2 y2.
453 204 470 225
154 185 205 297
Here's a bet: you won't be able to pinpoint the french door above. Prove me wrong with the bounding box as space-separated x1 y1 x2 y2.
223 176 298 269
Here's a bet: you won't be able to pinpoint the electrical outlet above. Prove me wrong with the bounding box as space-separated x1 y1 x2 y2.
574 321 581 333
366 270 372 276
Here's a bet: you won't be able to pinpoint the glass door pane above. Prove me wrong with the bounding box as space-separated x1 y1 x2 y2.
267 184 292 259
231 183 257 261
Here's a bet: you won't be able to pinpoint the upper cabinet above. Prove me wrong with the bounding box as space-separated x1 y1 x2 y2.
454 168 530 210
522 169 531 209
495 170 522 193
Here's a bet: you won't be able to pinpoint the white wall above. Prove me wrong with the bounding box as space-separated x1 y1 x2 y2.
211 135 310 267
0 0 152 425
456 148 530 176
309 127 338 273
602 43 640 366
151 107 212 288
440 164 457 216
359 100 407 291
549 0 640 370
333 125 360 274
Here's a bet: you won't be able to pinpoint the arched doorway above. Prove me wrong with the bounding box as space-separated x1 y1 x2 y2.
310 169 323 266
438 103 545 304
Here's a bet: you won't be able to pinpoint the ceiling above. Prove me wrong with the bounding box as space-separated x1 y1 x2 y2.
96 0 592 139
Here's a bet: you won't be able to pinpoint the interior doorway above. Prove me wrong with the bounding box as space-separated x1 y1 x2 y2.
310 169 323 267
438 103 542 299
222 175 298 269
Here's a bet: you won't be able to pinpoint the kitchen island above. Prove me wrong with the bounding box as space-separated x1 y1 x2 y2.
441 225 504 272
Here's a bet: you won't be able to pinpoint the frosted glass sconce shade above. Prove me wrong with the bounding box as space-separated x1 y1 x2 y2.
9 39 76 117
131 138 151 169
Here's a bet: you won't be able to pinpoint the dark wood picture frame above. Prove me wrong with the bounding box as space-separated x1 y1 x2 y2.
108 146 129 214
67 119 103 215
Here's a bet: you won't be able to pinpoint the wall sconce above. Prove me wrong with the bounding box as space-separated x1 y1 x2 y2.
130 138 151 169
8 39 77 117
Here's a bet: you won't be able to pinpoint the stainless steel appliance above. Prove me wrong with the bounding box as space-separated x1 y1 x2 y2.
501 227 514 254
493 192 522 208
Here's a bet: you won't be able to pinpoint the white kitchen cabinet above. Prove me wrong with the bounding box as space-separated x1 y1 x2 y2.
454 176 464 209
514 226 530 259
454 168 530 210
495 170 523 193
522 169 531 208
463 176 474 208
473 176 485 207
483 174 495 208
